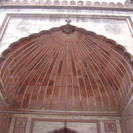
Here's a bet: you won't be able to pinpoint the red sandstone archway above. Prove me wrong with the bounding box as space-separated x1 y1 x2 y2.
0 24 132 112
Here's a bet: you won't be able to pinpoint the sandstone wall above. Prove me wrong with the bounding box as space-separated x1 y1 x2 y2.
0 6 133 133
121 96 133 133
0 97 11 133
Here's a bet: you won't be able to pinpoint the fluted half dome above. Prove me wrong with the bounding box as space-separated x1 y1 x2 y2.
0 24 133 112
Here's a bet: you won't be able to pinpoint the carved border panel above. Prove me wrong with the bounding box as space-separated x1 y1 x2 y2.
104 120 117 133
13 117 27 133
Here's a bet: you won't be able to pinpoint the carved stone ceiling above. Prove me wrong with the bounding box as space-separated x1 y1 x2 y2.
0 24 132 112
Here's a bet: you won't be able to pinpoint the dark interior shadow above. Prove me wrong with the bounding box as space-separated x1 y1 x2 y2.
48 127 78 133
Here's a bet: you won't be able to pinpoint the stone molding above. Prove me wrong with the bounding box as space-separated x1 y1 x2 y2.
0 0 133 9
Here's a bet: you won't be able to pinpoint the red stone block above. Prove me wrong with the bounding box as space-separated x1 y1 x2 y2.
122 116 133 133
0 113 10 133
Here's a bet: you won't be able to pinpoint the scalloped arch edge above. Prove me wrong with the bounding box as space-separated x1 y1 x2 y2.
0 24 132 71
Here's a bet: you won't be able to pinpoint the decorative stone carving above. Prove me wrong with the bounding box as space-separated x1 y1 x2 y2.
0 24 132 112
61 19 75 34
61 24 75 34
104 120 117 133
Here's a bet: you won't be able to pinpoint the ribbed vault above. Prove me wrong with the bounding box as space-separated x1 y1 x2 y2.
0 24 133 112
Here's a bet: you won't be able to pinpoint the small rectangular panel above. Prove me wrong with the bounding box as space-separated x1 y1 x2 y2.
0 113 11 133
33 121 64 133
13 117 27 133
104 120 117 133
67 122 97 133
